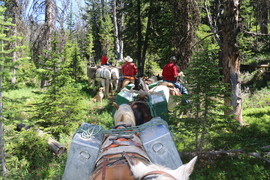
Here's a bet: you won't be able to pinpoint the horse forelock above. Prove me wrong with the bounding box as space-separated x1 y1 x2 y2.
129 101 152 125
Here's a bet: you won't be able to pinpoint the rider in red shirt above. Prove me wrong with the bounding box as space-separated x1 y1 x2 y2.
162 56 189 102
162 58 179 82
117 56 137 92
101 53 110 66
121 56 137 77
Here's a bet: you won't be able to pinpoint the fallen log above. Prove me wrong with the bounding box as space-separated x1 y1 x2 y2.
48 137 66 154
37 129 67 154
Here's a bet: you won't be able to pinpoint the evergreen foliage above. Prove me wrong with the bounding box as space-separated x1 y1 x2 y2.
32 36 84 138
0 1 270 179
0 5 30 177
99 13 115 63
64 40 86 82
172 48 231 152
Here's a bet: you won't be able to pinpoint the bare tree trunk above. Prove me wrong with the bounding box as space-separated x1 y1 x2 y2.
119 0 124 60
220 0 243 124
169 0 200 71
0 123 6 178
0 33 6 177
112 0 121 60
101 0 105 21
9 0 21 85
141 0 154 76
258 0 268 34
137 0 143 77
40 0 53 88
45 0 53 50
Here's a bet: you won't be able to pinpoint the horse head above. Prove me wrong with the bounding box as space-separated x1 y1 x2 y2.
113 102 136 126
133 77 149 91
129 99 152 126
126 155 198 180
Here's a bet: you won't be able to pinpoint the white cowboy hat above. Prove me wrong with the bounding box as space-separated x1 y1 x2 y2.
124 56 133 62
170 56 176 61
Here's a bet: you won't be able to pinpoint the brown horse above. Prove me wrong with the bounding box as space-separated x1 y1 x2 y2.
89 105 197 180
113 95 152 126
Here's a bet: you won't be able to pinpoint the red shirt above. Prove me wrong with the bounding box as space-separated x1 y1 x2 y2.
162 61 178 81
101 56 108 65
122 62 137 76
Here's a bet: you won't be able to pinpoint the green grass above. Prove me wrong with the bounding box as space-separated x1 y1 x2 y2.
3 81 270 179
189 87 270 179
3 85 115 179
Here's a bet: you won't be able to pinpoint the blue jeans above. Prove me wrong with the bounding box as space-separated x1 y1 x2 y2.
163 80 188 95
163 80 189 104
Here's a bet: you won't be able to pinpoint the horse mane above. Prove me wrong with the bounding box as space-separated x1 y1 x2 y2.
127 156 198 180
129 100 152 126
114 104 136 126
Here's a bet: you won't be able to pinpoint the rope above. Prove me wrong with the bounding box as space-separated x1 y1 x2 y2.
76 124 105 139
75 118 168 137
121 89 164 96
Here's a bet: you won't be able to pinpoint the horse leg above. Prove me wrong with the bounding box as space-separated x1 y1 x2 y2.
114 79 118 92
109 80 114 96
121 79 130 89
122 79 135 89
105 78 110 97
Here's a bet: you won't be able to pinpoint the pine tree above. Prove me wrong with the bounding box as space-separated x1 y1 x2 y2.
64 40 85 82
33 35 83 138
173 48 230 153
0 5 28 177
99 13 115 64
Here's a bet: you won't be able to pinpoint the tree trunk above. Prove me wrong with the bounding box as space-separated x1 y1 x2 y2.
45 0 53 49
169 0 200 71
220 0 243 124
0 33 6 177
0 123 6 178
112 0 120 61
40 0 53 88
101 0 105 21
119 0 124 61
141 0 154 77
8 0 21 85
136 0 143 77
258 0 268 34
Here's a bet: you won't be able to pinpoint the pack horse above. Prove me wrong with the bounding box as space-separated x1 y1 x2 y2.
63 109 197 180
87 66 120 97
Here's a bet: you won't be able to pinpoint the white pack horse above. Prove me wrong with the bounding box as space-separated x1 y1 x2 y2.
110 67 120 93
149 84 178 111
102 103 198 180
94 66 120 97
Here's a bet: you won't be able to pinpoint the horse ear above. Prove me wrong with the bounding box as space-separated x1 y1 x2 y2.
176 156 197 178
113 102 119 110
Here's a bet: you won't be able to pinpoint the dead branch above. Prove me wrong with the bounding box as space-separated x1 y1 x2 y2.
243 30 270 36
181 149 270 163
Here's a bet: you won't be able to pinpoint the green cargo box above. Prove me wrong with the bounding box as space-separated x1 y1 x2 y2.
114 83 168 121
